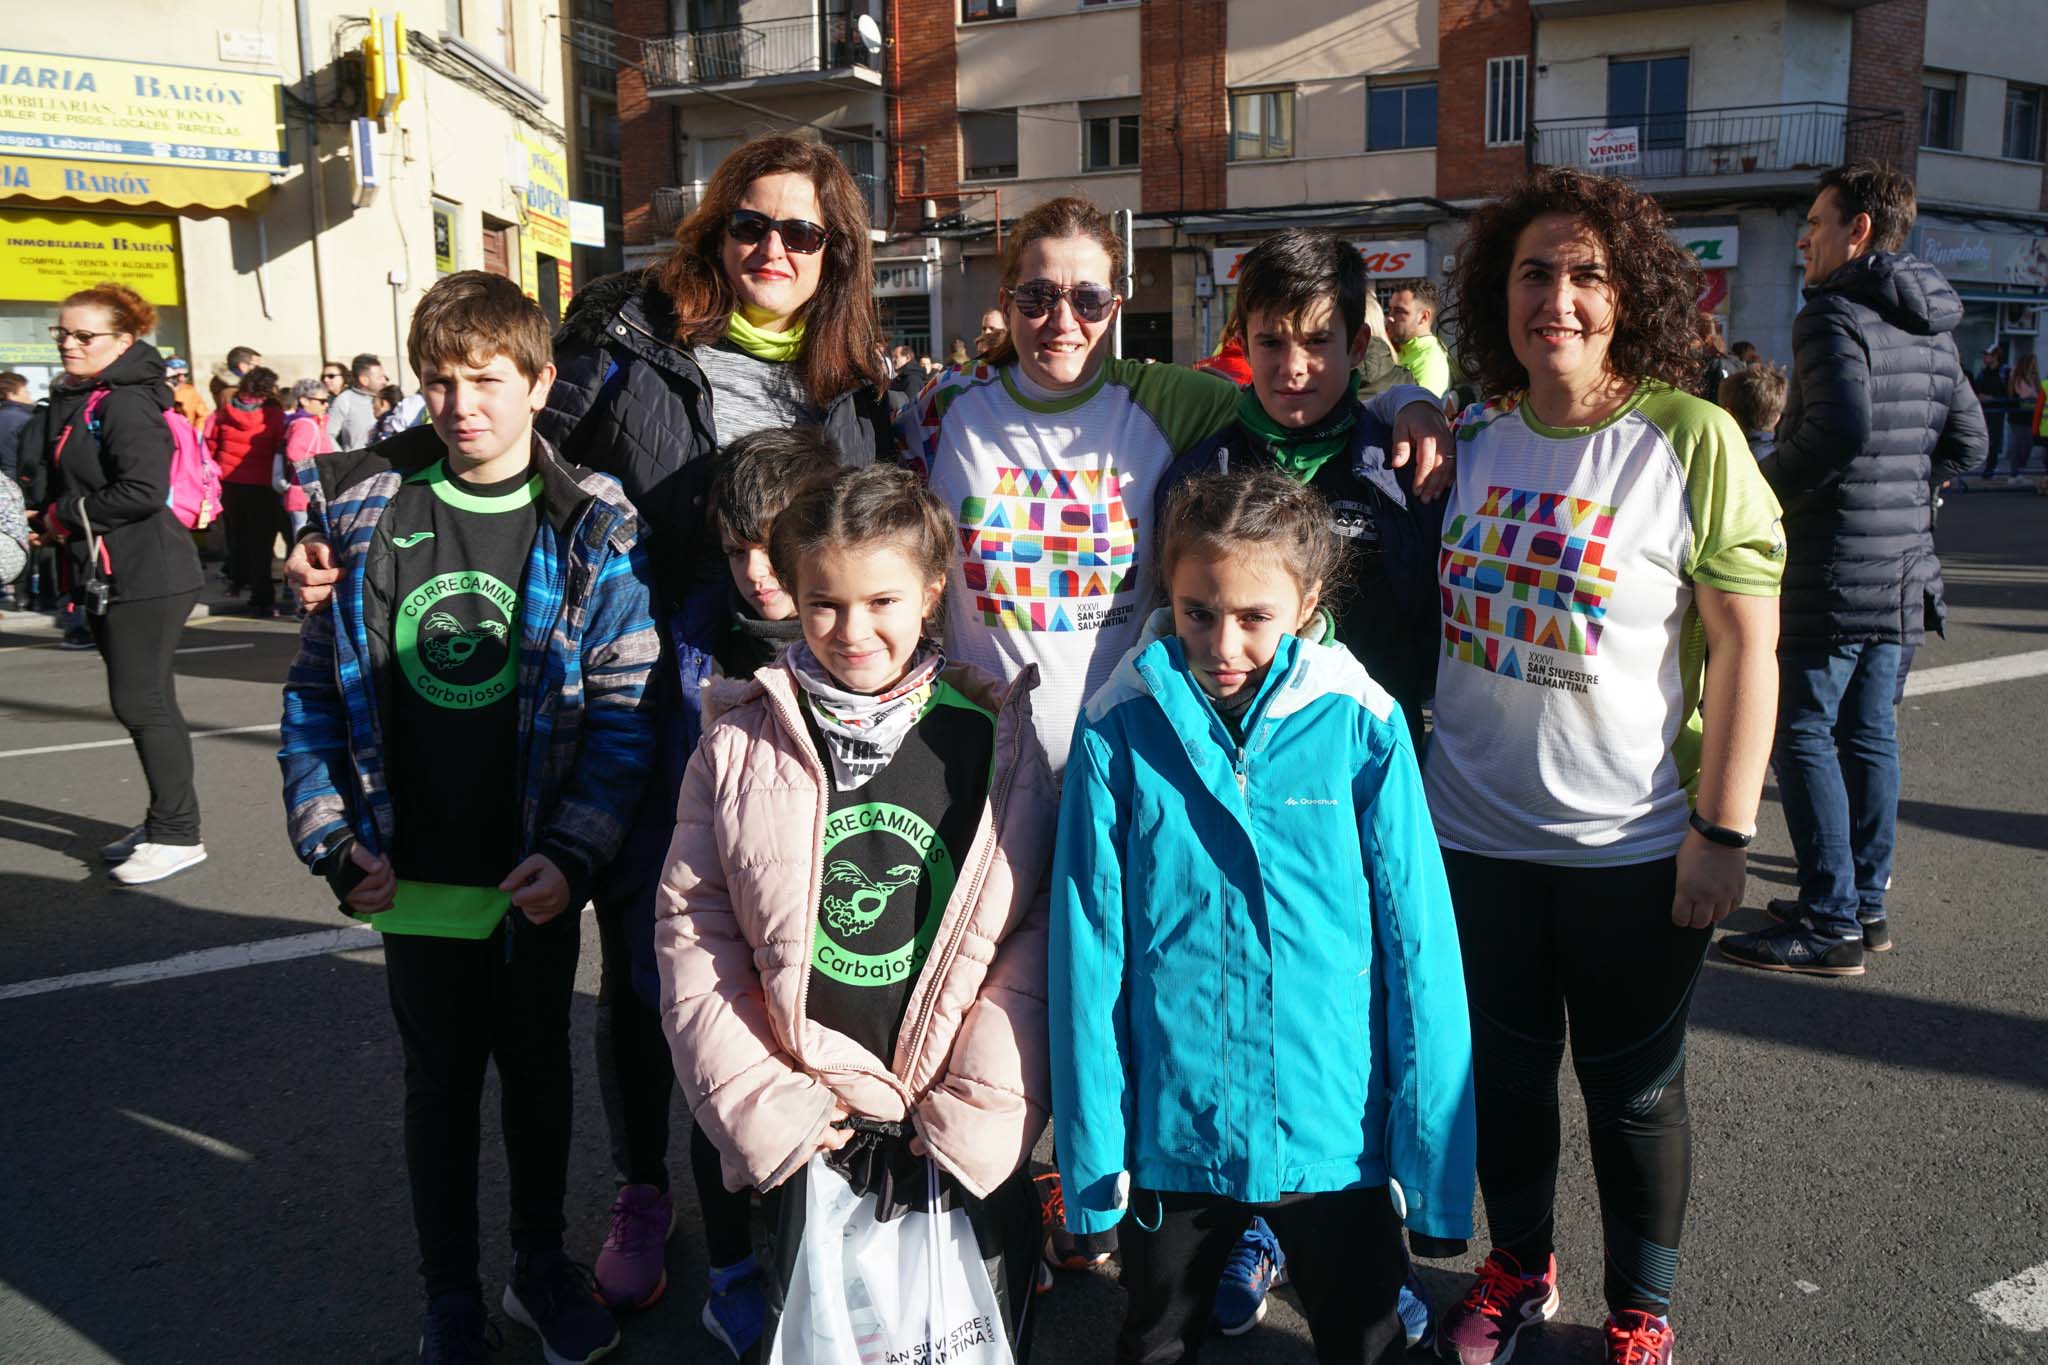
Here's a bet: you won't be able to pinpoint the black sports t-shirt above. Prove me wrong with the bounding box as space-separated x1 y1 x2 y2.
803 681 995 1068
380 459 540 888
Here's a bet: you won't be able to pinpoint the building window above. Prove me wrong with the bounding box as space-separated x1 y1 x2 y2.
1230 88 1294 162
962 0 1015 20
1607 54 1689 149
1083 99 1141 171
2005 83 2045 162
1485 56 1526 147
1922 72 1959 151
1368 79 1437 152
962 109 1018 180
492 0 517 71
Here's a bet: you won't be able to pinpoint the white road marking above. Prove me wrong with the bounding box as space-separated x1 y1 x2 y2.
0 722 277 761
1904 648 2048 698
0 925 375 1002
1972 1261 2048 1332
115 1108 254 1163
174 643 255 655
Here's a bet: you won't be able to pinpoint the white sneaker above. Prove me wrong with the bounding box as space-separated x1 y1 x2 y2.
111 842 207 885
98 824 147 862
2010 475 2033 488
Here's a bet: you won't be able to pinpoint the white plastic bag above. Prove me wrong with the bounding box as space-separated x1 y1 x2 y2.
768 1151 1015 1365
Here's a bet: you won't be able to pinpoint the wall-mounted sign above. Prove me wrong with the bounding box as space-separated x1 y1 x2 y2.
0 208 181 305
568 200 606 248
0 48 284 171
1585 126 1640 168
217 30 279 66
1913 225 2048 288
1212 239 1429 286
432 199 457 274
1670 226 1739 268
875 257 932 297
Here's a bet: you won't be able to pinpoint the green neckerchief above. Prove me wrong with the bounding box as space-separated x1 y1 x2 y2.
725 310 806 363
1234 371 1360 482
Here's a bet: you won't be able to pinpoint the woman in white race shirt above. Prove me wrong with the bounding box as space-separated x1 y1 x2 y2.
1424 167 1783 1365
898 196 1451 775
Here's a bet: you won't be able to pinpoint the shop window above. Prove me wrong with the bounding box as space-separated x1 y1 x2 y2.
962 0 1015 19
1486 56 1526 147
1922 71 1959 152
1230 89 1294 162
2005 84 2044 162
1083 100 1141 172
1368 79 1437 152
963 110 1018 181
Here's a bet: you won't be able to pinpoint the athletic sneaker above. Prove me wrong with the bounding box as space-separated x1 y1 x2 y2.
110 842 207 885
1766 898 1890 952
1436 1250 1559 1364
417 1291 499 1364
593 1184 673 1309
502 1252 619 1365
1604 1310 1675 1365
1035 1171 1111 1271
700 1255 765 1359
1212 1217 1286 1336
1718 919 1865 976
1399 1264 1436 1350
60 627 95 650
98 824 146 863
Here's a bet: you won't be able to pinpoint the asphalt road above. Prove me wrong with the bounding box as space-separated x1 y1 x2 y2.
2 487 2044 1364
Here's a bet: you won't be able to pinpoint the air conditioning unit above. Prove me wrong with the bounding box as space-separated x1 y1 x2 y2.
2003 301 2039 335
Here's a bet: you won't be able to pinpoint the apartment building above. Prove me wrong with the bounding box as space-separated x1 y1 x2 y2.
0 3 589 393
608 0 2045 369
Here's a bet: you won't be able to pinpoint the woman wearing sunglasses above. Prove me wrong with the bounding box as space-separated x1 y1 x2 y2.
22 283 206 884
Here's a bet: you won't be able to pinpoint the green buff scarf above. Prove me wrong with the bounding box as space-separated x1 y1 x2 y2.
725 310 807 363
1234 371 1360 482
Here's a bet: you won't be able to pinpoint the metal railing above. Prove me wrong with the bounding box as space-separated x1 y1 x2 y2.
651 186 697 236
1531 103 1906 180
642 11 873 89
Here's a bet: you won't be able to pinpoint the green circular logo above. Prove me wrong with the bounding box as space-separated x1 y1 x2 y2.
811 802 955 988
396 570 518 710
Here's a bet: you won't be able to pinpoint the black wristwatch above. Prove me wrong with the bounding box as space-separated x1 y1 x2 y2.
1688 810 1754 849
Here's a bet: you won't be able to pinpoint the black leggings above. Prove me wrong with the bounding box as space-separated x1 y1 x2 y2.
1118 1187 1409 1364
222 482 282 609
90 589 200 844
1442 850 1709 1317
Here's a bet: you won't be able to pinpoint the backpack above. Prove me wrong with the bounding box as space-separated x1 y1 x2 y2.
82 389 224 530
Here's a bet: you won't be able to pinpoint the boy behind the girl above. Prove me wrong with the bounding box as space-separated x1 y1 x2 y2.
279 270 658 1365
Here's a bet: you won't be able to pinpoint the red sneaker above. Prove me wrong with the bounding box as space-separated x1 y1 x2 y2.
1604 1310 1675 1365
1436 1249 1560 1364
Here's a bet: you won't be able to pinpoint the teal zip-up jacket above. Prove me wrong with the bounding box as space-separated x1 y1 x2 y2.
1048 618 1475 1237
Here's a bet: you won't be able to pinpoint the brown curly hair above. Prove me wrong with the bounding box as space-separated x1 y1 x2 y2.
1445 166 1702 400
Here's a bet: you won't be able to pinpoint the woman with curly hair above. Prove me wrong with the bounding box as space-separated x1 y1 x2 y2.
1424 168 1785 1365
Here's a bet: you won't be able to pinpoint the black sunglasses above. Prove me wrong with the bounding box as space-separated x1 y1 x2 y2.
49 326 124 347
1007 279 1118 324
322 370 347 379
726 209 830 255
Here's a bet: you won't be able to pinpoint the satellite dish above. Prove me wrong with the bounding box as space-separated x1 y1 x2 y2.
856 14 883 56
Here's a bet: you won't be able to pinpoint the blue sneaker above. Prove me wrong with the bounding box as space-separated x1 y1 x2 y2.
1212 1217 1286 1336
701 1255 765 1360
1398 1264 1434 1350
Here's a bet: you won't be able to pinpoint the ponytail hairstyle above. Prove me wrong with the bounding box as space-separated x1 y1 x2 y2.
654 132 884 404
1157 468 1349 608
61 282 156 338
769 465 955 634
984 196 1126 369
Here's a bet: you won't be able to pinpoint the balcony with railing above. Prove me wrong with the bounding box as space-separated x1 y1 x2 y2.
642 11 880 104
1531 103 1907 189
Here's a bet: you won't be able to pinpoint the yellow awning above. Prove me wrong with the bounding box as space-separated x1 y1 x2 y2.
0 156 271 211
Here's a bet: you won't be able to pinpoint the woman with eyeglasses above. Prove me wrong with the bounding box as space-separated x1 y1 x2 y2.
24 283 206 884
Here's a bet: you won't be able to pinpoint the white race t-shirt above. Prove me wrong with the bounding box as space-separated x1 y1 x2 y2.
1424 384 1784 864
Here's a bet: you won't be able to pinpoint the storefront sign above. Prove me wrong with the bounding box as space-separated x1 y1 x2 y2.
0 153 267 209
517 135 572 258
569 200 606 248
0 208 180 304
1670 225 1739 268
1696 268 1730 319
1585 127 1640 169
875 257 931 297
0 48 284 171
1212 239 1429 285
1913 225 2048 288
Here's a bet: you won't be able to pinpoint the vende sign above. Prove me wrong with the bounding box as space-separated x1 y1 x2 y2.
1585 126 1640 168
1213 239 1428 285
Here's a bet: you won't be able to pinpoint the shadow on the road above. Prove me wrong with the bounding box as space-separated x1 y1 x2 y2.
1692 958 2048 1093
1895 796 2045 851
0 799 132 873
0 691 283 752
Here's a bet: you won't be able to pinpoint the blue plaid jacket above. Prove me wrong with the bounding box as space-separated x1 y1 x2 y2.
278 425 660 895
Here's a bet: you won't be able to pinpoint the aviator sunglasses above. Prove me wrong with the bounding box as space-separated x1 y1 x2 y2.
1006 279 1118 324
726 208 831 255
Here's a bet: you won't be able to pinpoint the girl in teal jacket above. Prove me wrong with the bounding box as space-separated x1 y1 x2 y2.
1048 468 1475 1362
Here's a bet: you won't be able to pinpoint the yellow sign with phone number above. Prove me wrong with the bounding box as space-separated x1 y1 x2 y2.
0 208 180 305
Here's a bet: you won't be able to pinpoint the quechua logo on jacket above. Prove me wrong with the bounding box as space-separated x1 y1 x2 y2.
811 802 955 988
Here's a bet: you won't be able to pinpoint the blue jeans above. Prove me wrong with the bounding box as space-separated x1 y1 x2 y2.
1774 642 1903 936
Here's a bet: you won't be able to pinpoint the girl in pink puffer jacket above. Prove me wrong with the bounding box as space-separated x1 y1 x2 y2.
655 465 1056 1358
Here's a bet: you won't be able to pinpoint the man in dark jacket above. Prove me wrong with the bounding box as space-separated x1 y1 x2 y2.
0 371 34 482
1721 162 1986 979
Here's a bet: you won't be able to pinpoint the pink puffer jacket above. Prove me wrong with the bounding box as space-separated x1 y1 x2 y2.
656 657 1056 1198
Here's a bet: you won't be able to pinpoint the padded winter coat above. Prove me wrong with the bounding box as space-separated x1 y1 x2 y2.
656 660 1057 1199
1763 252 1987 648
